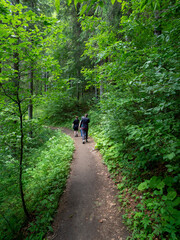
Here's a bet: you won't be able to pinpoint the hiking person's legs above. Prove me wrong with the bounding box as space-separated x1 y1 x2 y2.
74 128 78 137
86 129 88 142
81 129 86 144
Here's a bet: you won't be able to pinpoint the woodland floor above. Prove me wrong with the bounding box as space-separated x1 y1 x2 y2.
46 128 130 240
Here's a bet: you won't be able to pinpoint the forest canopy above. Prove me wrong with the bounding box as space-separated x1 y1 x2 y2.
0 0 179 239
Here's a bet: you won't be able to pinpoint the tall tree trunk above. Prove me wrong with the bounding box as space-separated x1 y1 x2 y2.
99 60 104 98
154 2 162 36
13 51 20 91
95 86 98 99
13 3 29 217
28 65 33 138
44 71 48 92
18 99 30 219
154 11 162 36
77 81 79 101
77 70 80 101
14 52 30 219
100 81 103 97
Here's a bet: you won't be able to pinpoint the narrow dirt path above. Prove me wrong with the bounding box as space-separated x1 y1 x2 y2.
47 128 130 240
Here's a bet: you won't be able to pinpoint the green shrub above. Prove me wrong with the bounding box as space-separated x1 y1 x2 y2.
89 107 180 240
40 91 89 125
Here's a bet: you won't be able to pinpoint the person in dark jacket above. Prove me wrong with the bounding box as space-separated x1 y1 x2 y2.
72 116 79 137
80 114 90 144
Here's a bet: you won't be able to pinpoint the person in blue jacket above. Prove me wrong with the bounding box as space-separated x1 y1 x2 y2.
80 114 90 144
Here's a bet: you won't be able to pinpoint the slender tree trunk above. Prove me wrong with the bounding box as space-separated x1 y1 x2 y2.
99 60 104 98
14 57 30 219
95 86 98 99
154 11 162 36
13 7 29 217
28 65 33 138
77 69 80 101
13 52 20 90
154 2 162 36
28 0 35 109
44 71 48 92
77 82 79 101
18 99 30 219
100 82 103 97
29 68 33 116
81 84 84 98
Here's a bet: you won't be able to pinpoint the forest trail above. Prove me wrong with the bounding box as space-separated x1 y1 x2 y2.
47 128 129 240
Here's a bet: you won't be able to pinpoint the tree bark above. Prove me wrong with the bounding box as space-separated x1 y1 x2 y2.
95 86 98 99
18 99 30 219
13 6 29 217
28 65 33 138
14 52 29 219
14 53 30 219
100 81 103 97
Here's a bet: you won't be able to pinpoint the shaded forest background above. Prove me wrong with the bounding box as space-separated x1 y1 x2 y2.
0 0 179 239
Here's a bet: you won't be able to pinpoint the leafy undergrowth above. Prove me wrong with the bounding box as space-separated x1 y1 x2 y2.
23 130 74 239
89 111 180 240
0 128 74 240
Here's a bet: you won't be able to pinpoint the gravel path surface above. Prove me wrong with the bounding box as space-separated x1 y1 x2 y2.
46 128 130 240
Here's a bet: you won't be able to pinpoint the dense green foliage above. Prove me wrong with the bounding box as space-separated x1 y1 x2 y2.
82 1 180 238
0 128 74 240
89 104 179 239
41 91 91 125
0 1 74 239
24 130 74 239
67 0 180 239
0 0 179 239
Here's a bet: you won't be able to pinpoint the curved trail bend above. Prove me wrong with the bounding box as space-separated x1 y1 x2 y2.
47 128 129 240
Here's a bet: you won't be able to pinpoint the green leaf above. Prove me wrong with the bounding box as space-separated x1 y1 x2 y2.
156 181 165 190
111 0 116 4
48 225 54 232
80 4 87 16
160 208 166 214
172 197 180 207
164 176 173 187
98 1 104 7
138 181 149 191
142 216 151 228
140 0 148 11
167 189 177 200
149 176 161 189
55 0 60 13
68 0 73 6
164 152 176 160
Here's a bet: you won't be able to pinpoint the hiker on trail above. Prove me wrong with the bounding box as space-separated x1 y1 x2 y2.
80 113 90 144
72 116 79 137
79 116 84 137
